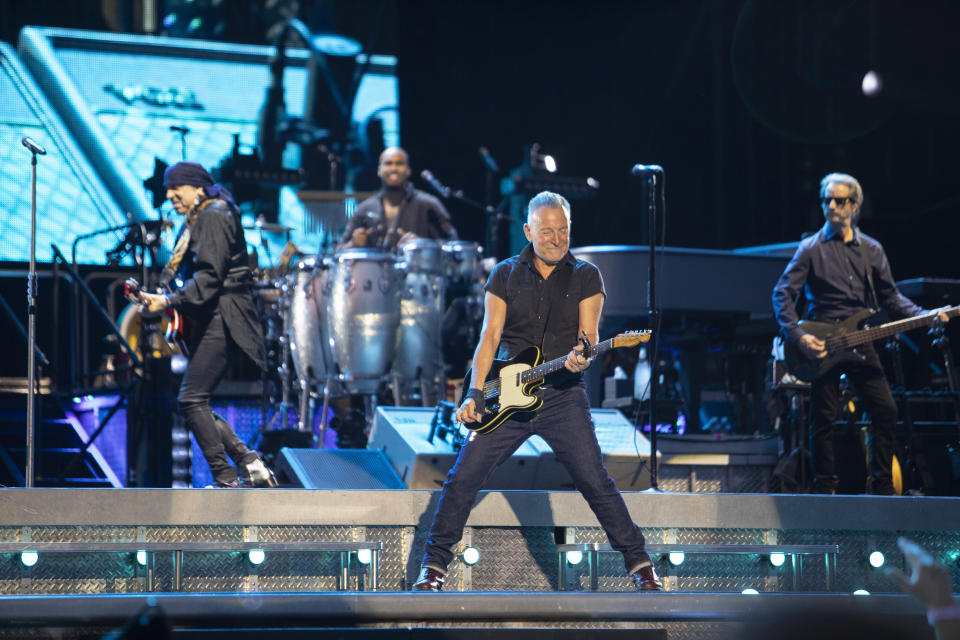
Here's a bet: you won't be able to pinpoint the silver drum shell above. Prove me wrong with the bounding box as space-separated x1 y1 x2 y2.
326 249 403 394
442 240 483 281
287 255 334 383
400 238 446 274
394 271 445 383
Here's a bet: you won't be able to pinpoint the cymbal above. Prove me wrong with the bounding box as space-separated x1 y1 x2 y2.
243 221 294 233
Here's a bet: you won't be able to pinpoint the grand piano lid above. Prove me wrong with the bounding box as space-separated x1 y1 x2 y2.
571 245 790 317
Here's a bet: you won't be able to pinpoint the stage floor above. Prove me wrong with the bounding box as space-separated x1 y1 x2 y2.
0 488 955 638
0 590 934 639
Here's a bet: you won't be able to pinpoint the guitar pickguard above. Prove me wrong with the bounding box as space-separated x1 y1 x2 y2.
497 362 540 411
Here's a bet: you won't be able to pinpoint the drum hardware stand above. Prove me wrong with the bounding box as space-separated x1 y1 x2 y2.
885 335 931 493
929 324 960 434
428 400 465 450
317 376 334 449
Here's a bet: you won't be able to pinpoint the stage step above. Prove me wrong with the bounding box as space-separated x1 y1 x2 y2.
0 393 119 487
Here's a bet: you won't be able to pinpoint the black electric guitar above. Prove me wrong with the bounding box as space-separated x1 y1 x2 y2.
784 306 960 382
461 331 652 435
123 278 190 357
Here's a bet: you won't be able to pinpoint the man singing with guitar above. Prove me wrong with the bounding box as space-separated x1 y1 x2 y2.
136 162 277 488
772 172 950 495
412 191 661 591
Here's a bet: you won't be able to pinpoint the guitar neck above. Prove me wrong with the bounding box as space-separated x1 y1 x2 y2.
843 308 957 349
519 338 614 383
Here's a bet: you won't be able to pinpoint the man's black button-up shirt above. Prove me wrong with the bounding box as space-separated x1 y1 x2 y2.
485 243 605 363
772 222 924 343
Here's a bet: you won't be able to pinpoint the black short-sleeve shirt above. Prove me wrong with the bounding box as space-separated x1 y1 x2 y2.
485 243 605 364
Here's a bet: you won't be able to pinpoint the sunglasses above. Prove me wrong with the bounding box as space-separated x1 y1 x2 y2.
821 196 855 207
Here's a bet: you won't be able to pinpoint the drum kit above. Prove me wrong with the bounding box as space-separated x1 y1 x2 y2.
254 235 487 441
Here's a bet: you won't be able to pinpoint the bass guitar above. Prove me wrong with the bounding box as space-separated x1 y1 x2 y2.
461 331 651 435
123 278 190 357
784 306 960 382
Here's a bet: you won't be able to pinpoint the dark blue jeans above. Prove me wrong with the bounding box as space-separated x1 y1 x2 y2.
178 312 255 484
421 384 651 574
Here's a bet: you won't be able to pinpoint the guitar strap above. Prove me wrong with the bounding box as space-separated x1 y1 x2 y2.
857 231 880 311
161 198 212 288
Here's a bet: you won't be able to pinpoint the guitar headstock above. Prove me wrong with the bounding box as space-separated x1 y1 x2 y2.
611 330 652 349
123 278 144 304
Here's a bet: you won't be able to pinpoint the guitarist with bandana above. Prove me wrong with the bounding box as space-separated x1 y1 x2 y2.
137 162 277 488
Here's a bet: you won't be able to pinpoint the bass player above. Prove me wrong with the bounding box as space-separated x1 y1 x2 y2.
772 172 949 495
411 191 661 591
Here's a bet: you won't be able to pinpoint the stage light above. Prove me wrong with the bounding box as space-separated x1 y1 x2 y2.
247 549 265 565
136 551 147 566
769 552 786 567
356 549 372 565
565 551 583 566
868 551 885 568
171 354 188 375
668 551 685 566
163 14 177 29
854 589 871 596
188 17 203 32
312 34 363 57
741 588 759 595
462 547 480 566
543 155 557 173
20 551 38 567
861 70 882 96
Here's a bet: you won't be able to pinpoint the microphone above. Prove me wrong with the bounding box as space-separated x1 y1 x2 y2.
631 164 663 175
478 146 499 172
21 137 47 155
169 125 190 134
420 170 451 198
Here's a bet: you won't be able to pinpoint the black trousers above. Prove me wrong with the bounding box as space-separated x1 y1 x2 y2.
809 348 898 494
178 312 255 484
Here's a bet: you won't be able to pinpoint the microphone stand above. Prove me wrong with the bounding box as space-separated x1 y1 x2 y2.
423 176 511 253
25 144 43 488
644 171 661 491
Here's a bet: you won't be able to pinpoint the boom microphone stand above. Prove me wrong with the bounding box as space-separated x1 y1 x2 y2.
22 136 47 488
632 163 664 491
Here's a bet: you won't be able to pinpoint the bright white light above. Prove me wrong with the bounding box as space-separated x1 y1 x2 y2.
741 588 759 595
668 551 685 566
543 155 557 173
566 551 583 566
356 549 372 565
171 354 188 375
462 547 480 566
769 553 786 567
20 551 38 567
248 549 265 565
136 551 147 566
312 34 362 57
854 589 871 596
868 551 885 568
861 70 883 96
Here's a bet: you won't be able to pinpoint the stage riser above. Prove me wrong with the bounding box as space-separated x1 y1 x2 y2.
0 524 956 595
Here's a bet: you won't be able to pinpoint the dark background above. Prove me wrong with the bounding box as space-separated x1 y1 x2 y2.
2 0 959 279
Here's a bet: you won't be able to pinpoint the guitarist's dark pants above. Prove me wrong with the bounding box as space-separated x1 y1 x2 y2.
178 311 258 485
420 384 652 575
810 347 897 494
